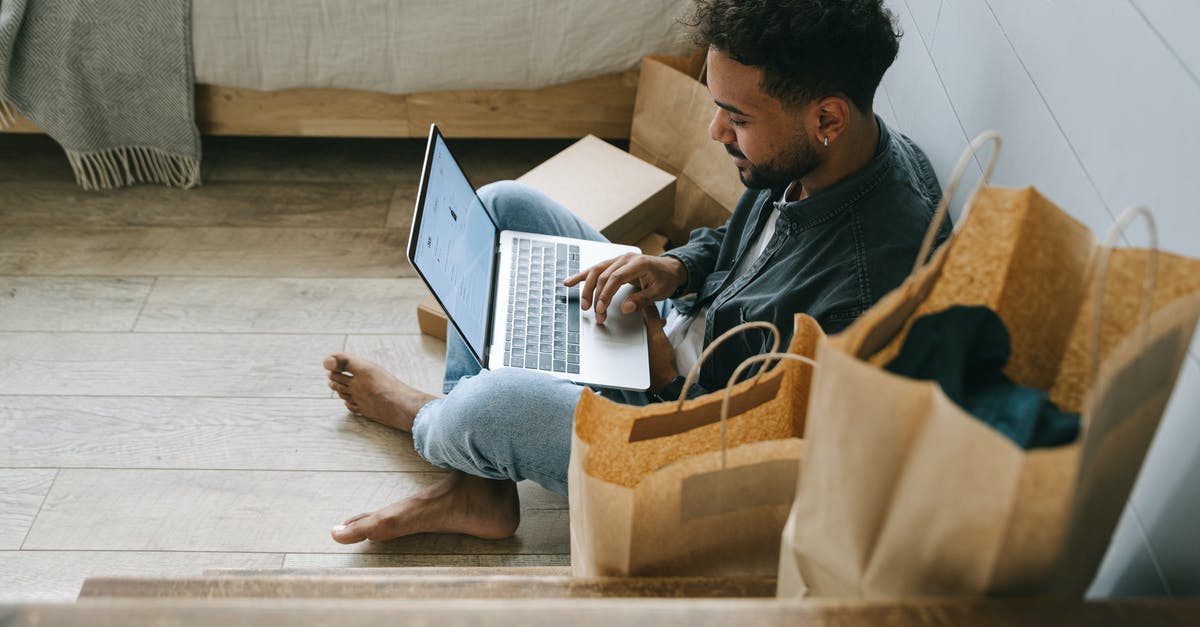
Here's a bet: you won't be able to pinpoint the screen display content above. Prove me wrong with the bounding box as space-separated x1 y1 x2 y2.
412 133 497 360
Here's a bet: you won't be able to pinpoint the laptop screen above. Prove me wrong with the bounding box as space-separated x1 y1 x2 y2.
409 128 498 362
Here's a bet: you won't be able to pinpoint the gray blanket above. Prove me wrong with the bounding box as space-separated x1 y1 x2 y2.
0 0 200 189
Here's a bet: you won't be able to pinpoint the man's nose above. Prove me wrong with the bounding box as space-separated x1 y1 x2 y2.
708 108 734 144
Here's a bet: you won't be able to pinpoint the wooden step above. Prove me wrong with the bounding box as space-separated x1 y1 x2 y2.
79 574 776 600
202 566 571 577
5 598 1199 627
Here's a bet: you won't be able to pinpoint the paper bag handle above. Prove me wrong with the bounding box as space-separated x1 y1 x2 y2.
717 352 818 470
911 131 1004 275
674 320 782 408
1088 205 1159 379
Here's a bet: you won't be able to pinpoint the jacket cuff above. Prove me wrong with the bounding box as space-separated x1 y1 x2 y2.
661 251 699 299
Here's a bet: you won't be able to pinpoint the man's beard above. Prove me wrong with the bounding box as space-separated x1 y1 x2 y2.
728 137 821 190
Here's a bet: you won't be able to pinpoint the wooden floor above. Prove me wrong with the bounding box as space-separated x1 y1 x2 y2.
0 133 574 602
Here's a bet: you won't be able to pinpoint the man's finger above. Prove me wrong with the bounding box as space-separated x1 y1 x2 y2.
563 269 585 287
580 266 603 311
624 292 652 315
594 265 632 319
571 258 614 304
593 265 626 322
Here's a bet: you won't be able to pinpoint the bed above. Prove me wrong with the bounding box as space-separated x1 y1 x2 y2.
8 0 693 139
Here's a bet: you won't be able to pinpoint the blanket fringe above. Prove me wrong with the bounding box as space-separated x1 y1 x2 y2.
0 99 18 129
65 146 200 191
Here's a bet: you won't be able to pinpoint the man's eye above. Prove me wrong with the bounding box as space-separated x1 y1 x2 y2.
729 116 747 127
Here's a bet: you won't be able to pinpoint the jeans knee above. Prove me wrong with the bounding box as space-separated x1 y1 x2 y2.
446 368 559 421
412 369 580 494
426 370 540 447
477 180 538 230
477 180 583 237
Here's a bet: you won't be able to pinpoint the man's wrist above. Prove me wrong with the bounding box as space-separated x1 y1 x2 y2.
671 257 688 290
653 374 688 401
662 254 689 294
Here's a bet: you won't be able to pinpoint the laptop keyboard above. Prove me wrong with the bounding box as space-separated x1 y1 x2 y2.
503 238 581 374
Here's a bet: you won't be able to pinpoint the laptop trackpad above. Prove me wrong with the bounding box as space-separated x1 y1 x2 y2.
581 285 646 345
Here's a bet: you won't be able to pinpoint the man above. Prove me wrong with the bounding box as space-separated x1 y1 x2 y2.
324 0 945 544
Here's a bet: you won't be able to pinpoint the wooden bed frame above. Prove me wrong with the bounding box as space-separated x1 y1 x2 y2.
5 69 641 139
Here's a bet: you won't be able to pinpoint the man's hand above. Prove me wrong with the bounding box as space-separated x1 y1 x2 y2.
563 253 687 325
642 306 680 393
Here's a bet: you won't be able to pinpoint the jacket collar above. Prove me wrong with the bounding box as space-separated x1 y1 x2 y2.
769 115 893 231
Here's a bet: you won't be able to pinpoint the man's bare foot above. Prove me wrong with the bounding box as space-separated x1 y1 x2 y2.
330 471 520 543
324 352 438 432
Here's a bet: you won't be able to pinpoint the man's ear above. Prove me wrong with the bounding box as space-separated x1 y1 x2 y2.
812 96 851 146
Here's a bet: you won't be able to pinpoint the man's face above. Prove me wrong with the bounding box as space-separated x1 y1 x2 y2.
705 47 819 190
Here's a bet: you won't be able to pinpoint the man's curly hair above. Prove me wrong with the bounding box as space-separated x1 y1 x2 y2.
686 0 901 113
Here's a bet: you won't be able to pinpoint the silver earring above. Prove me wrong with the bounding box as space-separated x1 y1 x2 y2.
823 136 830 147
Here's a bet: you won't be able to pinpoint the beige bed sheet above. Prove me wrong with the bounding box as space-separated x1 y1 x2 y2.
192 0 692 93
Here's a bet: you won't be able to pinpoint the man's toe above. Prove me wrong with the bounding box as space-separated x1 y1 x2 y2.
323 353 351 373
331 513 373 544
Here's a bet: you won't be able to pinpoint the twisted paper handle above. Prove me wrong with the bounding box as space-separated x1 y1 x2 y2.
912 130 1003 275
674 320 782 407
1089 205 1159 379
716 352 818 470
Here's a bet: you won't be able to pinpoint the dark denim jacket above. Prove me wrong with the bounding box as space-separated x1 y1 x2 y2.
659 117 947 397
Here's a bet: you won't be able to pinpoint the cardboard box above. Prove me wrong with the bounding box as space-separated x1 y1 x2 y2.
517 135 676 245
636 232 668 256
417 294 448 341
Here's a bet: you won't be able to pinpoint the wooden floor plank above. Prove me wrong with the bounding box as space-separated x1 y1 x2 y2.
0 333 341 397
0 227 412 278
281 553 570 569
78 574 778 599
0 397 434 472
0 278 153 332
385 185 417 230
0 551 283 603
23 470 568 554
135 278 428 334
0 471 56 550
230 563 570 575
6 598 1199 627
0 135 582 606
344 334 449 396
0 182 392 228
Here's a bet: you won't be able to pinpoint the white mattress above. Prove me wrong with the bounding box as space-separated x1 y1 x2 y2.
192 0 693 93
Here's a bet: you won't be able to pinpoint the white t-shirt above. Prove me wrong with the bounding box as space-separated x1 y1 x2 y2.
664 204 783 377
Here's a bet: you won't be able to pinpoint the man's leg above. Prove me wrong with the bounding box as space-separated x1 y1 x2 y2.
324 361 591 543
326 361 587 543
481 179 607 241
325 182 617 544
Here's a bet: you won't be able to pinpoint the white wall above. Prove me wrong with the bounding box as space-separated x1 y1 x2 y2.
874 0 1200 597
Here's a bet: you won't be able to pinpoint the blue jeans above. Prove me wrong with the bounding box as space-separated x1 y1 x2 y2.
411 181 653 496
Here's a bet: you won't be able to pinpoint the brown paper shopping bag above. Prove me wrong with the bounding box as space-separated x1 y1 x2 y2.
630 54 745 246
778 133 1200 598
569 314 822 577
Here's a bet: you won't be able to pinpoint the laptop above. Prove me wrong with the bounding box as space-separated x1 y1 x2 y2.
408 124 651 391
